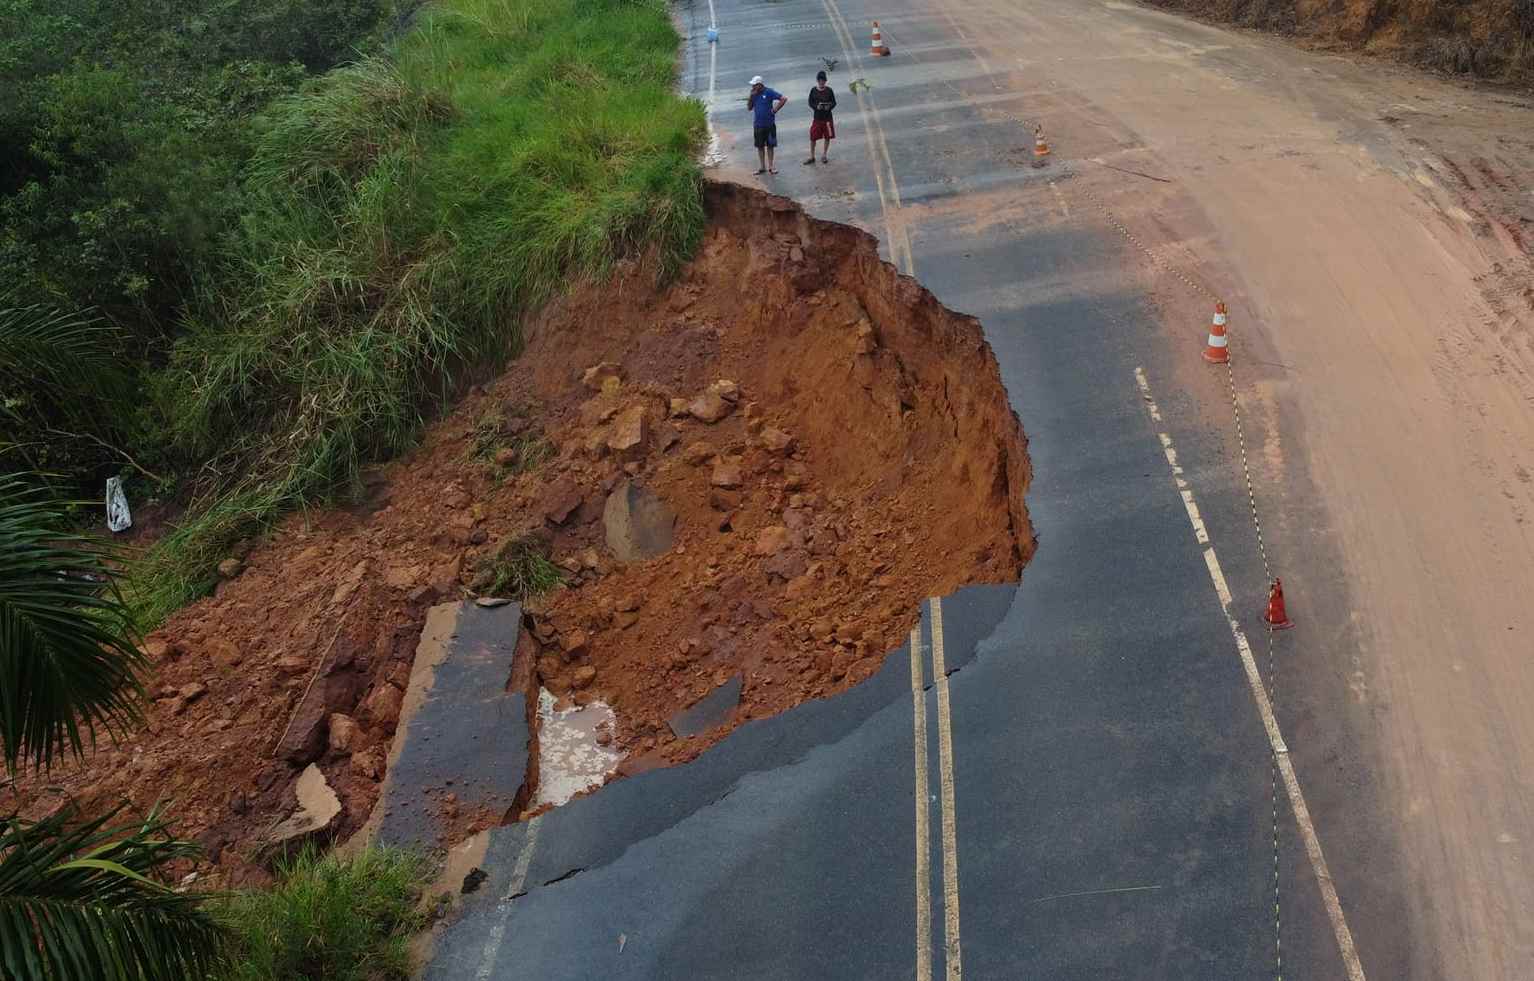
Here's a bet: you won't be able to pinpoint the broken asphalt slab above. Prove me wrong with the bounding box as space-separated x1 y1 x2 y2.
422 584 1015 980
364 600 528 850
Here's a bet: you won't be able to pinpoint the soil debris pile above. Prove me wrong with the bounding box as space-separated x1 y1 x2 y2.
2 181 1032 884
1145 0 1534 82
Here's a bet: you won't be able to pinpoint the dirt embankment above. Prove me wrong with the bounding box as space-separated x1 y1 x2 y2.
2 181 1032 885
1144 0 1534 82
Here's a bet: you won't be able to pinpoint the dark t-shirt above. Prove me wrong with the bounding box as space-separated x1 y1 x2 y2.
808 85 837 121
749 88 782 128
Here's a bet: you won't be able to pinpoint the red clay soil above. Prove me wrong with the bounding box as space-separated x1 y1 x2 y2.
1 181 1032 885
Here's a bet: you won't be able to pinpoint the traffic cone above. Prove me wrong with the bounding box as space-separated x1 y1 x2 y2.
1264 579 1295 630
1202 301 1230 364
1032 124 1050 166
871 21 890 56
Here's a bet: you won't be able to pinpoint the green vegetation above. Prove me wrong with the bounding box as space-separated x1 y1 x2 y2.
1 0 706 624
0 804 227 981
1 0 400 482
217 846 427 981
471 405 556 476
0 474 145 772
473 532 565 599
1 476 226 979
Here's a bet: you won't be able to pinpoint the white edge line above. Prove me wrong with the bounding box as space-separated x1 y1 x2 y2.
1136 366 1366 981
475 813 544 979
909 624 934 981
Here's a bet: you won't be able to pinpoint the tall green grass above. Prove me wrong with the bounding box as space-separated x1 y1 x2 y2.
132 0 706 624
218 847 427 981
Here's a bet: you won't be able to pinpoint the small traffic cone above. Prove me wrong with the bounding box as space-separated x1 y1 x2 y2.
1264 579 1295 630
1032 124 1051 167
871 21 890 56
1202 301 1230 364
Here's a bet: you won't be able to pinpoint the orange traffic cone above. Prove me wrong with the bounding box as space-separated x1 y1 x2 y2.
1033 124 1050 166
1264 579 1295 630
871 21 890 56
1202 301 1230 364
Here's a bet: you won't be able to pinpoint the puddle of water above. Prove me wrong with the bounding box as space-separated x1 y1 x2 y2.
534 689 624 808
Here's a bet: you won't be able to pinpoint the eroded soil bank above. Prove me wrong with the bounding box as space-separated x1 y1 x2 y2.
3 182 1032 885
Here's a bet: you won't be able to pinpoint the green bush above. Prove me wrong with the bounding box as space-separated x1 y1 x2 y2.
0 0 398 486
218 847 427 981
133 0 704 622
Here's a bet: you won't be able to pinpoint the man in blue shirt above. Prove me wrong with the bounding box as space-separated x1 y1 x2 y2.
747 75 788 176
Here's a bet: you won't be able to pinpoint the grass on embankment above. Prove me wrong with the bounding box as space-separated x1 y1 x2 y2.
132 0 706 625
218 847 427 981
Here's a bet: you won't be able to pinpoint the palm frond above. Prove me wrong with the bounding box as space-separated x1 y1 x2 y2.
0 301 126 422
0 804 228 980
0 474 146 774
0 301 130 473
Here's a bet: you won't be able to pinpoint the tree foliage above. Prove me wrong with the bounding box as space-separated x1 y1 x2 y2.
0 805 227 981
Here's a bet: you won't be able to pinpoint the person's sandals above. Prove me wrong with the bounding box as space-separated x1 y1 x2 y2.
769 169 778 175
821 155 829 163
803 157 817 165
753 168 767 175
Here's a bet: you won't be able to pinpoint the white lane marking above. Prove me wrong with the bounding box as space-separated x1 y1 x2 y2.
929 597 964 979
909 624 934 981
1135 367 1366 981
1137 370 1210 544
475 814 544 980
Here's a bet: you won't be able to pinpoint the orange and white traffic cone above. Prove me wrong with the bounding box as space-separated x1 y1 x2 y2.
871 21 890 56
1202 301 1230 364
1032 124 1050 166
1264 579 1295 630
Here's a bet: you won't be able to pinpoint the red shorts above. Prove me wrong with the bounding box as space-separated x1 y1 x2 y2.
810 118 836 141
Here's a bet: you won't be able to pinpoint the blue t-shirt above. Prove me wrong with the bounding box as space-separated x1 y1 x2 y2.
750 88 782 128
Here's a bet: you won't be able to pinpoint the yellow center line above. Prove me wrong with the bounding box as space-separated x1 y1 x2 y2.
930 596 964 979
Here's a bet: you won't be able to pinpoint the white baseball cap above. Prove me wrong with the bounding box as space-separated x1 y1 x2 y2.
749 75 764 85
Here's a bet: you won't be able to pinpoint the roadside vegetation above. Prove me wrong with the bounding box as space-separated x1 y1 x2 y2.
1 477 431 978
217 846 428 981
0 475 227 979
3 0 702 971
2 0 707 626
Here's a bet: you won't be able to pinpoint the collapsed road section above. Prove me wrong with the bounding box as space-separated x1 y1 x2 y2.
4 181 1033 882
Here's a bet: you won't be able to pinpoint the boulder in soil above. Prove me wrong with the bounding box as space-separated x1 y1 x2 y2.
683 442 716 466
602 480 677 563
688 391 732 423
607 404 649 456
217 558 244 579
327 713 359 754
361 682 406 729
710 458 744 489
759 427 795 454
543 478 584 525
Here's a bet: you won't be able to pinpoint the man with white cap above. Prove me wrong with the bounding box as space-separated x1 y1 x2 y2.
747 75 788 176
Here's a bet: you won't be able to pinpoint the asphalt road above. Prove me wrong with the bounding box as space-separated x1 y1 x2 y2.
415 0 1460 974
424 0 1534 972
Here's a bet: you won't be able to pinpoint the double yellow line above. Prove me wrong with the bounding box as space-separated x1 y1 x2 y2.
812 2 962 969
909 597 965 980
